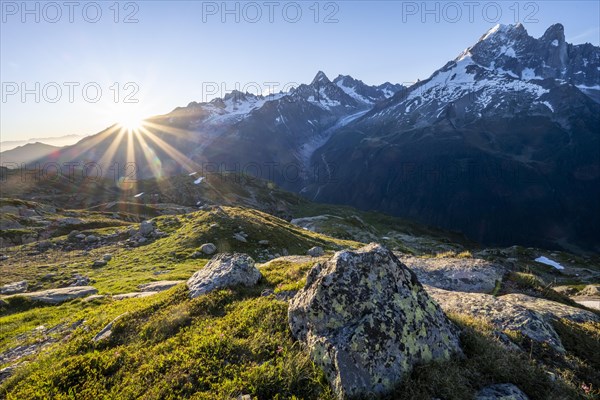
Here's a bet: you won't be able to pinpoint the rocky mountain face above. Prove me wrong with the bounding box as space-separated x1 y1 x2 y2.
0 142 60 165
305 23 600 252
32 72 402 191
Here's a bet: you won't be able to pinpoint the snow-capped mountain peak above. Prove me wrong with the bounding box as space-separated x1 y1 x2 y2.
333 75 404 104
366 23 599 130
478 22 526 42
311 70 331 85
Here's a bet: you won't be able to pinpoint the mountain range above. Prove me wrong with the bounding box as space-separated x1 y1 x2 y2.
6 23 599 252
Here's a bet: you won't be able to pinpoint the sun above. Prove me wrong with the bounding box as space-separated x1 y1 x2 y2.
119 116 145 132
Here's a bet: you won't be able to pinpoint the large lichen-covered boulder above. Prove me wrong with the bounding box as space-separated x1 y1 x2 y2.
288 243 462 399
187 253 261 298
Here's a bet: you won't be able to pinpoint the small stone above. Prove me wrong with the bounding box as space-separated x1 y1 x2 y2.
307 246 324 257
84 235 99 243
103 254 113 261
93 313 127 342
92 260 107 268
139 220 154 236
138 280 184 292
68 230 80 240
112 292 157 300
258 240 270 246
233 233 247 243
58 217 84 226
200 243 217 255
83 294 106 302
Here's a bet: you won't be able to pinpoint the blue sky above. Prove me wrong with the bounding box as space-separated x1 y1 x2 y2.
1 0 599 143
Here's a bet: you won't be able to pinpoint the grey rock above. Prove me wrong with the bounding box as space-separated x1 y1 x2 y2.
289 243 461 399
258 240 270 245
137 280 184 292
233 233 247 243
200 243 217 255
573 298 600 311
8 286 98 304
0 281 28 295
58 217 84 226
307 246 324 257
400 256 505 293
112 292 157 300
93 313 128 342
71 275 90 286
84 235 99 243
476 383 530 400
187 253 261 298
139 220 154 236
75 234 86 240
0 363 22 383
500 293 599 323
578 285 600 297
102 254 113 261
83 294 106 302
137 237 148 244
426 287 566 352
92 260 107 268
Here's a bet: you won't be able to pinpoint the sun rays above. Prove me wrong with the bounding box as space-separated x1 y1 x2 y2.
68 116 201 207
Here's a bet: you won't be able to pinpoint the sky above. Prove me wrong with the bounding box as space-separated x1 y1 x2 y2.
1 0 599 145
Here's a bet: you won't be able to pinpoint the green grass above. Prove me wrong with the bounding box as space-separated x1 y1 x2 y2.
2 257 599 399
2 193 599 399
382 314 592 400
0 205 358 296
500 272 590 309
260 258 318 293
1 286 334 400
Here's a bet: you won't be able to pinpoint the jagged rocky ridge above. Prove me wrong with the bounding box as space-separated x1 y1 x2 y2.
305 23 600 251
